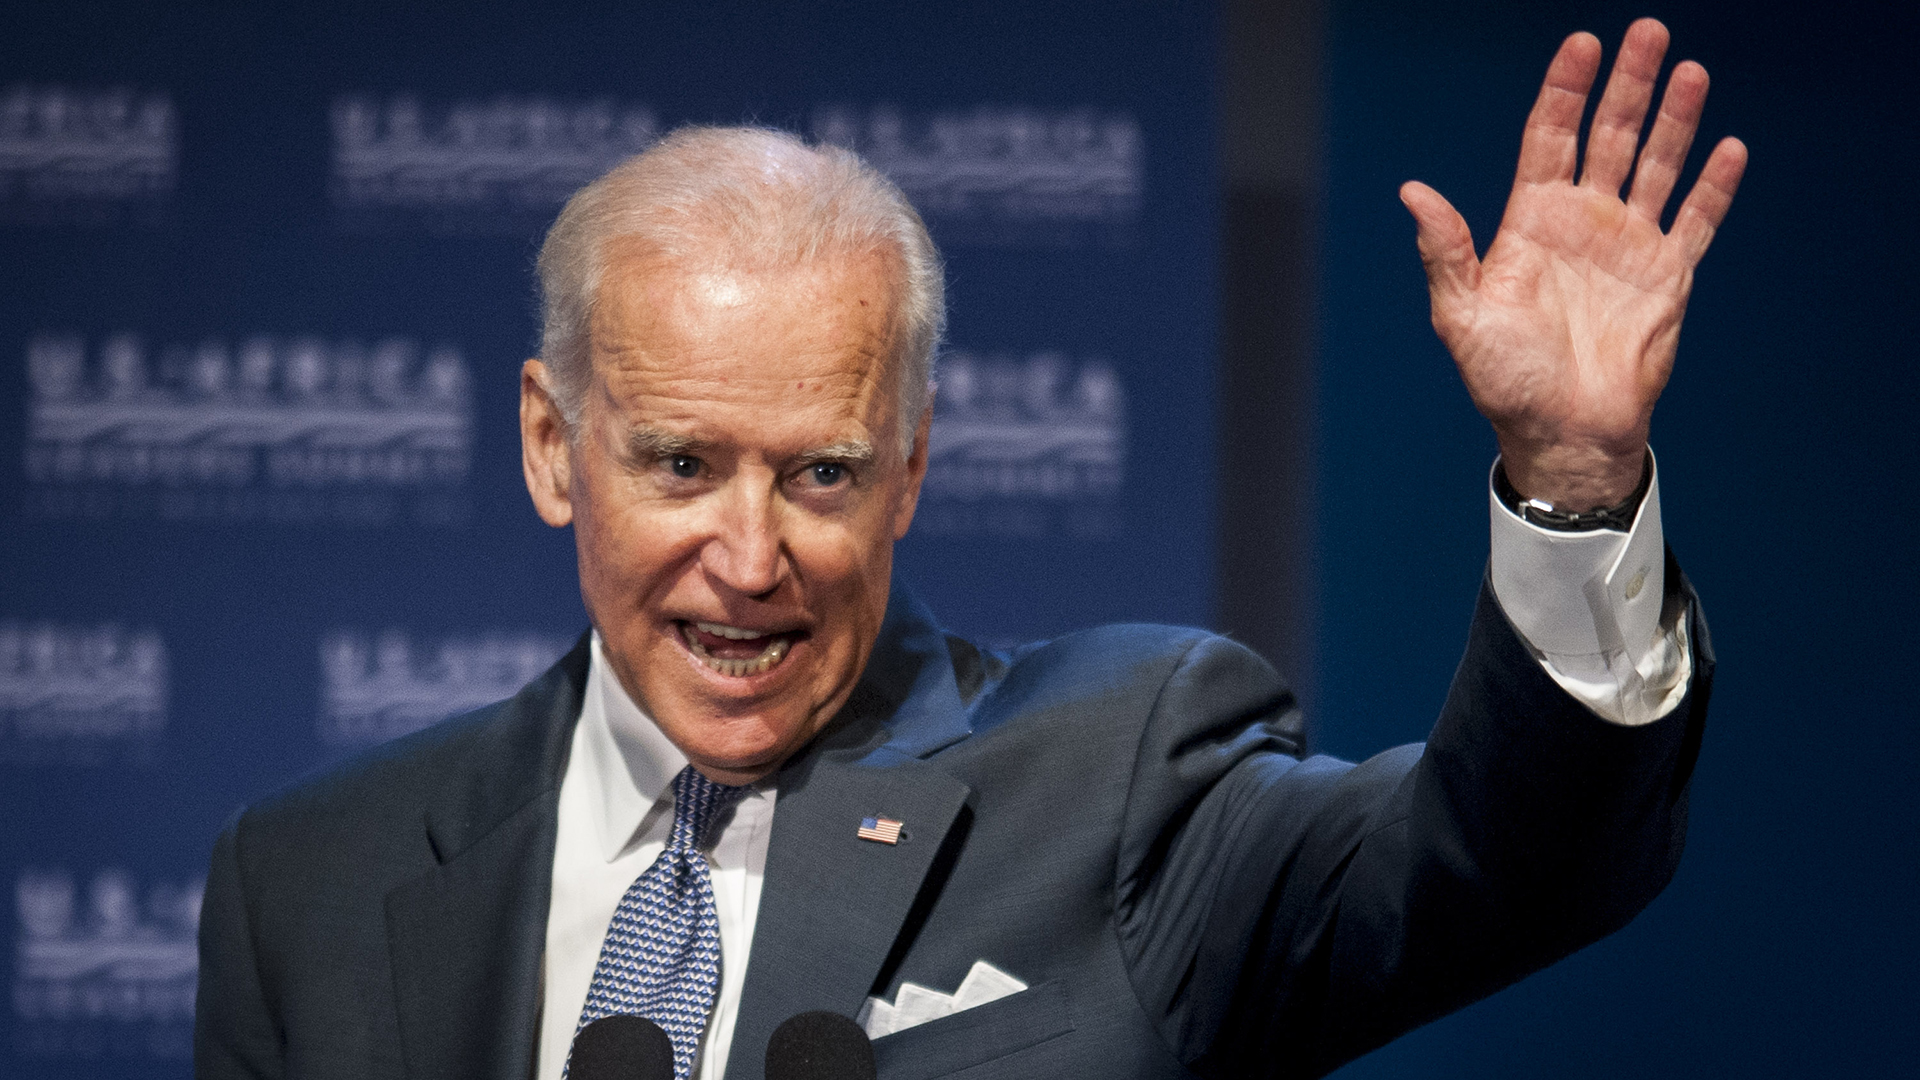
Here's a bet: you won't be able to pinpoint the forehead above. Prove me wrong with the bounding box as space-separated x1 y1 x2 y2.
589 244 902 434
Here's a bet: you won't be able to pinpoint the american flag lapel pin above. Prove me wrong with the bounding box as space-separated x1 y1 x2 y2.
857 816 903 845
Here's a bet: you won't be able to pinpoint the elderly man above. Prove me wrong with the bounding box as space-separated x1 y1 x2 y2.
195 19 1743 1080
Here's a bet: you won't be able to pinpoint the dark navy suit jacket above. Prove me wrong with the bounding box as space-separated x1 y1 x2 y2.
195 567 1711 1080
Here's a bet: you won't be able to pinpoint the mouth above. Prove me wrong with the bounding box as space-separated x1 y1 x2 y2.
676 620 801 678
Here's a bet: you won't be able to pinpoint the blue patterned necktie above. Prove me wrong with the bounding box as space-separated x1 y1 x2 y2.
570 765 749 1080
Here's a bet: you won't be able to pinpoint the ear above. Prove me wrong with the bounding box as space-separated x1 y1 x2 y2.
520 359 574 527
891 399 935 541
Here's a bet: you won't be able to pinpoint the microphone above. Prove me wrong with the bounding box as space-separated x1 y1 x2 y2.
569 1015 675 1080
764 1011 876 1080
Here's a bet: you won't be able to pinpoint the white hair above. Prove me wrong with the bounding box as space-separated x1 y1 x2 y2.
535 125 944 455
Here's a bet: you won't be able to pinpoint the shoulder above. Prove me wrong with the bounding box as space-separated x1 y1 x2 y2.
239 702 504 839
963 623 1300 754
220 704 517 901
226 636 587 870
1010 622 1289 710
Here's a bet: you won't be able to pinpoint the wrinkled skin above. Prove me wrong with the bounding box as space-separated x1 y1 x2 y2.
1401 17 1747 509
521 245 930 785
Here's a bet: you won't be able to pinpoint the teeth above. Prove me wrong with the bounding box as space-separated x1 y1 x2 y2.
683 626 792 677
695 621 767 641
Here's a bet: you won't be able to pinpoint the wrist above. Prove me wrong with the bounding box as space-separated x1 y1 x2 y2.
1494 452 1651 532
1495 438 1649 510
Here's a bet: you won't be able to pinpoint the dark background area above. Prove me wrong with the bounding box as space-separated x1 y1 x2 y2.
1315 1 1919 1075
3 0 1916 1076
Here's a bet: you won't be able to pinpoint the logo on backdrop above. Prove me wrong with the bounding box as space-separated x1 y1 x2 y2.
0 85 177 225
330 94 660 232
12 868 201 1060
0 622 167 766
813 106 1142 246
324 94 1138 245
319 629 574 745
917 350 1126 538
21 333 474 524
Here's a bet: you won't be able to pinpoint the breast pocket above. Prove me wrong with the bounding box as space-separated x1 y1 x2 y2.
871 980 1075 1080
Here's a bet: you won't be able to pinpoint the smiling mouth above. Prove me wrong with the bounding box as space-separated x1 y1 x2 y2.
678 621 797 678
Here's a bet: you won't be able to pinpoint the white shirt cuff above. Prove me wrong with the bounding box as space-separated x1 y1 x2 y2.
1488 452 1691 726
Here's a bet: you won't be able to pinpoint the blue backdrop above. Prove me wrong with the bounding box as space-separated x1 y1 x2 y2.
1318 1 1918 1076
5 0 1915 1077
0 3 1215 1075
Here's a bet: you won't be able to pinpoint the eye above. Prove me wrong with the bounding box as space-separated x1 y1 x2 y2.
668 455 702 479
807 462 848 486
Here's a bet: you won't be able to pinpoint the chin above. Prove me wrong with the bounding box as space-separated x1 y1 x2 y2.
666 707 812 778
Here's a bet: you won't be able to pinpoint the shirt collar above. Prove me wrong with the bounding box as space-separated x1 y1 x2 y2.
580 632 689 863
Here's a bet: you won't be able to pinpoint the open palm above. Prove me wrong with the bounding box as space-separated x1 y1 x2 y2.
1401 18 1747 508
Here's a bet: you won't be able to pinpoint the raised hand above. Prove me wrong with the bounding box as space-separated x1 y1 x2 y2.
1400 18 1747 509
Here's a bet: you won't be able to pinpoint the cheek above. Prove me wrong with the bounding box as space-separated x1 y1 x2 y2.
570 466 682 616
570 466 622 577
793 516 896 645
791 502 891 582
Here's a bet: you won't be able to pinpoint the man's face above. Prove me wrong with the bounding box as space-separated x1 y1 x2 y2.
521 244 929 784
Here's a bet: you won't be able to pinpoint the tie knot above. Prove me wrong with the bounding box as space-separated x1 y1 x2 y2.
668 765 749 852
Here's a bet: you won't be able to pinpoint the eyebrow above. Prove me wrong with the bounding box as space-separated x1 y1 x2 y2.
793 440 876 467
622 427 874 468
623 426 711 460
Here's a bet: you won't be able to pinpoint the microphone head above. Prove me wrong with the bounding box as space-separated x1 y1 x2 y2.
765 1010 876 1080
570 1014 675 1080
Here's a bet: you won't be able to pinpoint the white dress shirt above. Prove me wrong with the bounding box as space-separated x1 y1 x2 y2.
534 459 1691 1078
1489 456 1691 726
537 633 776 1080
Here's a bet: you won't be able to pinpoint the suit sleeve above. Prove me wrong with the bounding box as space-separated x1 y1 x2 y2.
1114 562 1712 1079
195 811 286 1080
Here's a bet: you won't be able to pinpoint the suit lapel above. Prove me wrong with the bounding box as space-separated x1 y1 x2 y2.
726 585 976 1080
386 795 558 1080
728 757 971 1080
375 589 973 1080
385 635 590 1080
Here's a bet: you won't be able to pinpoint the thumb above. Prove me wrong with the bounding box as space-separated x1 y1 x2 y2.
1399 181 1480 300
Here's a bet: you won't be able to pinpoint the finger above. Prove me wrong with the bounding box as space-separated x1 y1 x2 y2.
1515 31 1602 186
1400 180 1481 300
1627 59 1708 220
1670 136 1748 263
1581 18 1670 195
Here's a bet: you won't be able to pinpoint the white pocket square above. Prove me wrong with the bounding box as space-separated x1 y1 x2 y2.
857 960 1028 1039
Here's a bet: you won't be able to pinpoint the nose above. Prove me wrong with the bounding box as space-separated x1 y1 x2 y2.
700 478 787 600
